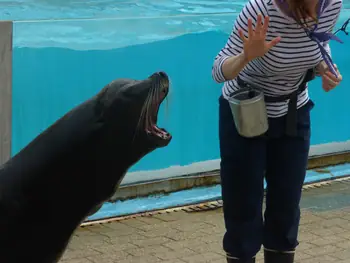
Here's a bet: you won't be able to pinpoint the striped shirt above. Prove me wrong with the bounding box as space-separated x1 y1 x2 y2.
212 0 342 117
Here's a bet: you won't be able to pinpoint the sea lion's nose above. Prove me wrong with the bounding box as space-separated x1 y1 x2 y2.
158 71 168 79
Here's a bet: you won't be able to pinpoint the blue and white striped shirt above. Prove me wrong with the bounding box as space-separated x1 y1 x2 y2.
212 0 342 117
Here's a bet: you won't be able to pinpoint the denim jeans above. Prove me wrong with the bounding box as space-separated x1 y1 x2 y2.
218 95 314 260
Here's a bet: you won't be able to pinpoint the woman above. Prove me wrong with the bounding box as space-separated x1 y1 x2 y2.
211 0 343 262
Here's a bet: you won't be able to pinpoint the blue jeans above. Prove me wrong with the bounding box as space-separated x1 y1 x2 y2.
218 95 313 260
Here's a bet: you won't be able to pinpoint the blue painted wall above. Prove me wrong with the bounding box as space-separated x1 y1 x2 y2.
11 9 350 176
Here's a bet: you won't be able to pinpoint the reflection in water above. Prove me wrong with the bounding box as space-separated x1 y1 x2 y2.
12 9 350 52
1 0 245 21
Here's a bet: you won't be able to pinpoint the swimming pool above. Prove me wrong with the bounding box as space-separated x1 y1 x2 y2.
8 1 350 187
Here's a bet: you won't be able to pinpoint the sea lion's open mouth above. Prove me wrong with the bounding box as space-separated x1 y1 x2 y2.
144 72 172 143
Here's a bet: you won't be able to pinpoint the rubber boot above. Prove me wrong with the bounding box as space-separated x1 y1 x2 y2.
264 249 294 263
227 254 256 263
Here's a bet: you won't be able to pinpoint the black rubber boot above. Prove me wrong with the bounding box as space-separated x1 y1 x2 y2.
264 249 294 263
226 255 256 263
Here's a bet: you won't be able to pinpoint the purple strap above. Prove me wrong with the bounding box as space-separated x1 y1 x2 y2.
278 0 343 77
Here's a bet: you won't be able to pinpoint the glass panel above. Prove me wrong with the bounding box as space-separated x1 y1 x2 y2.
11 8 350 173
308 10 350 146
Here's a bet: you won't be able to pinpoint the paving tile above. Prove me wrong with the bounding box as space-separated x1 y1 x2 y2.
154 211 191 222
329 249 350 260
294 251 313 261
298 231 321 242
125 244 173 257
336 231 350 240
131 236 174 247
163 239 206 251
60 258 94 263
114 255 165 263
296 255 338 262
297 241 316 251
60 247 101 261
181 252 223 263
155 247 197 260
335 239 350 249
138 226 182 238
108 233 148 245
304 244 343 256
93 243 138 253
135 216 165 225
188 241 224 255
309 235 346 246
119 218 149 228
86 250 131 262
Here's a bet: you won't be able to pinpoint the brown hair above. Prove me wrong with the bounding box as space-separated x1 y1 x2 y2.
287 0 318 27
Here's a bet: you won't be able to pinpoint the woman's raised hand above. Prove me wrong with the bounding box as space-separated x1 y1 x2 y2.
238 14 281 62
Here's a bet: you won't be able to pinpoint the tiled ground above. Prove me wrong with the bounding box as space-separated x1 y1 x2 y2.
60 180 350 263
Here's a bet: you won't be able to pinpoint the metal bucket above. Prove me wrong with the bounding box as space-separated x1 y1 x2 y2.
227 87 268 138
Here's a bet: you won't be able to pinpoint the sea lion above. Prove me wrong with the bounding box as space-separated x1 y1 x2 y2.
0 71 172 263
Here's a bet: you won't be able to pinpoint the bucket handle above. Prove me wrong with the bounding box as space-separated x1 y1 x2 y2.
232 77 264 99
229 86 261 100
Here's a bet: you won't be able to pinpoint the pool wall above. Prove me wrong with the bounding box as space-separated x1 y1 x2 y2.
1 7 349 219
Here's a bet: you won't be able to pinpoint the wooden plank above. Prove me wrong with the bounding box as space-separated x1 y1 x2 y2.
0 21 13 166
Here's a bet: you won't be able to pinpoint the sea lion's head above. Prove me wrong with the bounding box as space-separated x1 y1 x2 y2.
96 71 172 166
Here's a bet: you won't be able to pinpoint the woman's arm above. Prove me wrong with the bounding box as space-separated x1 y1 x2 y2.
220 53 249 81
211 0 268 83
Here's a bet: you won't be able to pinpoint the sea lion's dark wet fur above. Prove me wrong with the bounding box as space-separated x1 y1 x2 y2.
0 72 172 263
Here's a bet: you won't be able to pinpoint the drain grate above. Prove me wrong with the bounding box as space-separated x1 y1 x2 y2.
81 175 350 227
302 176 350 191
181 200 223 213
81 200 224 227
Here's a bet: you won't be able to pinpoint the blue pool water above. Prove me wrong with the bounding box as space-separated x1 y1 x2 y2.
1 0 350 21
0 0 251 21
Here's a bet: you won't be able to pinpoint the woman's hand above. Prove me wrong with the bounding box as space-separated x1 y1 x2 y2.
238 14 281 62
320 64 342 92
